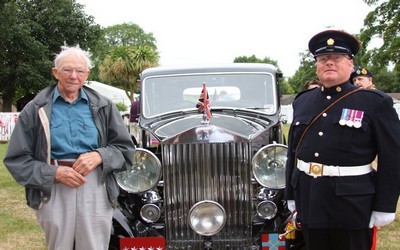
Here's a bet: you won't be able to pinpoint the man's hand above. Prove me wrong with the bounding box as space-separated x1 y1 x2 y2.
55 167 86 188
72 151 103 176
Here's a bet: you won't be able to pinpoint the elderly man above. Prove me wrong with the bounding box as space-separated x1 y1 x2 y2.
285 30 400 250
4 45 135 250
350 67 377 89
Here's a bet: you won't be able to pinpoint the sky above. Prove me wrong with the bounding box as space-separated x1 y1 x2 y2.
77 0 373 77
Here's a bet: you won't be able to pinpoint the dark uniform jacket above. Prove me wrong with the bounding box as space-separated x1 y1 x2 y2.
285 81 400 229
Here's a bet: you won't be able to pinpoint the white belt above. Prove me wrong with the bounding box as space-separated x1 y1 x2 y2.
297 159 372 178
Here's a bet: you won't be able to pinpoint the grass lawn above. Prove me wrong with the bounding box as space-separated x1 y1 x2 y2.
0 143 46 249
1 135 399 249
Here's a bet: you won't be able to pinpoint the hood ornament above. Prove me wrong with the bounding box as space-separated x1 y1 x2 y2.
195 82 212 124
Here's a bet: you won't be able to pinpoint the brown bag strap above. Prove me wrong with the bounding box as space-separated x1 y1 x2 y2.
295 88 362 155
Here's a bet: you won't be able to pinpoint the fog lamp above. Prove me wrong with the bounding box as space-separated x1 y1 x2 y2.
140 204 161 223
257 200 277 220
188 200 226 236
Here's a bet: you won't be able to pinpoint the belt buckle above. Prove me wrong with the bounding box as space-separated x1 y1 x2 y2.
309 163 323 177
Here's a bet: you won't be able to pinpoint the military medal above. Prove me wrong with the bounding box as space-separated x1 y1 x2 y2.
346 109 355 127
353 110 364 128
339 108 349 126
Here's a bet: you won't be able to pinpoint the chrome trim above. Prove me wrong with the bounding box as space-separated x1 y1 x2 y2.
162 141 253 248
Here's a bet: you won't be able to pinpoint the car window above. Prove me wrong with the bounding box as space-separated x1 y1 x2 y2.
142 73 276 118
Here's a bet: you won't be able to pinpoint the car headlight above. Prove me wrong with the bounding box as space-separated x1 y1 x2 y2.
252 144 287 189
188 200 226 236
115 148 162 193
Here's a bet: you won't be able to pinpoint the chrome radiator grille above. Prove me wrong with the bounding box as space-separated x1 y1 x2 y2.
162 142 253 249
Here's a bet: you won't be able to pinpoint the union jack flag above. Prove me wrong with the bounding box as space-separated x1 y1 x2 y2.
196 82 212 119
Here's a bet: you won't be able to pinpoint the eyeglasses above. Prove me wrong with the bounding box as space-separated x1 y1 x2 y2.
60 68 88 77
315 55 351 64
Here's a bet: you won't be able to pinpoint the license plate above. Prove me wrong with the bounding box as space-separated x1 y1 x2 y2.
120 237 166 250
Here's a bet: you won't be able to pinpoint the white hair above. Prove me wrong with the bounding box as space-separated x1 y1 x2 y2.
54 45 93 69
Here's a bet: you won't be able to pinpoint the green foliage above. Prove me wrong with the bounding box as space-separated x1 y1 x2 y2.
234 55 282 72
233 55 294 94
90 23 158 82
0 0 101 111
99 45 159 101
360 0 399 70
279 79 295 94
114 102 128 112
356 0 400 92
287 52 317 93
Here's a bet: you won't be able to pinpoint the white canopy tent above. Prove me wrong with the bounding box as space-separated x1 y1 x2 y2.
84 81 137 109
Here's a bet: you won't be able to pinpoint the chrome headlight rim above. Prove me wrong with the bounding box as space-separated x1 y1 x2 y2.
257 200 278 220
252 143 287 189
188 200 227 236
140 203 161 223
115 148 162 194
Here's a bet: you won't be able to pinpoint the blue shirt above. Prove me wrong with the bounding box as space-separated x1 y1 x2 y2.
50 87 99 159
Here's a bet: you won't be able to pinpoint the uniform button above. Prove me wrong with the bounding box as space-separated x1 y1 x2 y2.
43 197 49 202
314 152 319 157
318 132 323 136
322 113 327 117
295 121 300 125
327 96 331 100
336 86 342 92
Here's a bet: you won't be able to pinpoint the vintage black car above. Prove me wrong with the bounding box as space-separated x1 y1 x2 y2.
110 63 302 249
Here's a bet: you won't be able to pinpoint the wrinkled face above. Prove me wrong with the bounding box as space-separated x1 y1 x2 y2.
352 76 373 89
315 54 354 88
51 54 90 96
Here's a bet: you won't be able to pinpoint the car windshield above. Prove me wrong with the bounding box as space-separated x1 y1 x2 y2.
142 72 277 118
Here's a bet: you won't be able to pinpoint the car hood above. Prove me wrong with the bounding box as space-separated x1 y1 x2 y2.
149 112 277 143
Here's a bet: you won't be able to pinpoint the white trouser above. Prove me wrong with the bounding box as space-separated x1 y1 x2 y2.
35 167 113 250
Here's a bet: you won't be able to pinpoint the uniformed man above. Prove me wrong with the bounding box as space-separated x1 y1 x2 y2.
350 67 377 89
285 30 400 250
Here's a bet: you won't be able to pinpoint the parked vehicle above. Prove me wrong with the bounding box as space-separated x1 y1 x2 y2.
109 63 304 249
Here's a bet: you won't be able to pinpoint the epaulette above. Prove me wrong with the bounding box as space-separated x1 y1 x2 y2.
357 88 388 99
294 88 316 100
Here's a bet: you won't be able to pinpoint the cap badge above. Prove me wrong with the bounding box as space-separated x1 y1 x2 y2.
327 38 335 46
361 68 368 75
356 69 361 74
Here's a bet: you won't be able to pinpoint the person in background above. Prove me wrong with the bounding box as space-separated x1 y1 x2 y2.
285 30 400 250
305 79 322 90
129 98 140 144
350 67 377 89
3 45 135 250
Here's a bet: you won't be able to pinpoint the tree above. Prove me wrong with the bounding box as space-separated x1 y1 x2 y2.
99 45 159 101
360 0 399 72
233 55 294 94
90 23 158 82
357 0 399 92
0 0 100 111
286 52 317 93
234 55 282 71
